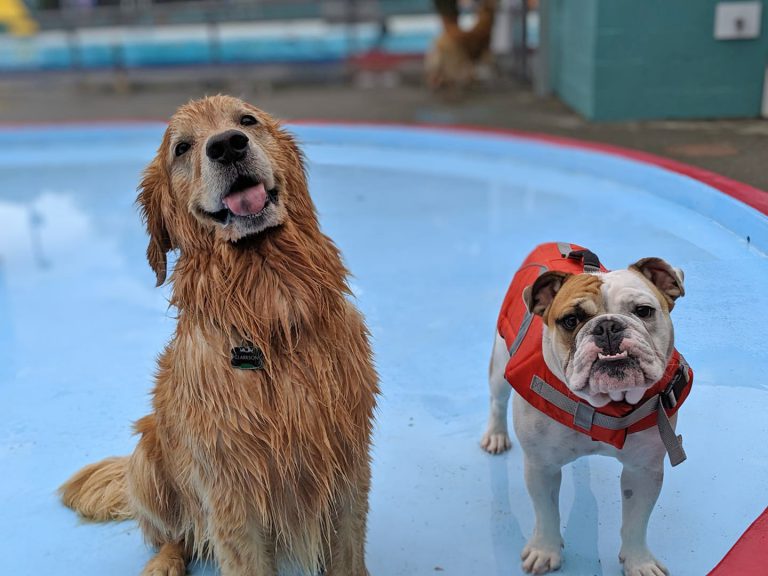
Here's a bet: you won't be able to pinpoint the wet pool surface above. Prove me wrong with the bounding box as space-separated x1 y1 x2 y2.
1 123 767 575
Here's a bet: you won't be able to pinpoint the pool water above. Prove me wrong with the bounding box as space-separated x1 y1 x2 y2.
0 21 433 72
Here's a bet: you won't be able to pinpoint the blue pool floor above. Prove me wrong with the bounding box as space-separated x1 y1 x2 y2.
1 124 767 575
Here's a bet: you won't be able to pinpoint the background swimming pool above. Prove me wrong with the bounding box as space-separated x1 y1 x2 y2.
0 8 539 73
0 123 766 575
0 20 433 71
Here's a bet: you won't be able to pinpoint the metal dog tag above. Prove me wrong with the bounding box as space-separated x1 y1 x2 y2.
231 346 265 370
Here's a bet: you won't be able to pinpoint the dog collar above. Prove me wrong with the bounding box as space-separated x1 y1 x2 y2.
230 343 265 370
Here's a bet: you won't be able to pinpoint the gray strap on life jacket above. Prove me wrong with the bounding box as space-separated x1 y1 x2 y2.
529 364 689 466
508 264 548 357
557 242 574 257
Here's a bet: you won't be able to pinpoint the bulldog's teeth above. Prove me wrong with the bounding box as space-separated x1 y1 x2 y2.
625 388 645 405
609 390 625 402
598 350 629 361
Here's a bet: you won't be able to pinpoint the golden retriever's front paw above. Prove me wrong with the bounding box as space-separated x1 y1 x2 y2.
620 550 669 576
141 548 186 576
481 430 512 454
521 540 562 574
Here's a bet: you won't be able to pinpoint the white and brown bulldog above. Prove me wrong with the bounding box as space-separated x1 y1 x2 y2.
482 246 689 576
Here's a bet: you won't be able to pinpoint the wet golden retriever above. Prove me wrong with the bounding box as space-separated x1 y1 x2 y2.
60 95 379 576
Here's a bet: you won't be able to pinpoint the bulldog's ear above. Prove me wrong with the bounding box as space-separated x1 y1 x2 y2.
137 155 174 287
630 257 685 310
524 271 571 316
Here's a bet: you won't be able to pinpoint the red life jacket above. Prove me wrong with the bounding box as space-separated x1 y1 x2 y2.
497 242 693 450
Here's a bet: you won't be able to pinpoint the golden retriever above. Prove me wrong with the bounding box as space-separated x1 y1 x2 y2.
425 0 496 91
60 95 379 576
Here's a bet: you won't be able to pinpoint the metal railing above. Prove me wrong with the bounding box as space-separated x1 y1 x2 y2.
30 0 433 30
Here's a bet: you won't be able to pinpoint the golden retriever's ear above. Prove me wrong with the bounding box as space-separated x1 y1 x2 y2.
280 130 307 181
137 157 173 287
273 124 314 212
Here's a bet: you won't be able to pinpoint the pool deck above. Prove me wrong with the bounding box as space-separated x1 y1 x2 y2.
1 123 767 575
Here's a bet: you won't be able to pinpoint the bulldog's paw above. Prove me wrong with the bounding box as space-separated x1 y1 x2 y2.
521 540 562 574
620 550 669 576
481 430 512 454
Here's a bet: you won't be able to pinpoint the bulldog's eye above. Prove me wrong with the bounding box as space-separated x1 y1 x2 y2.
634 305 655 319
174 142 191 157
240 114 258 126
560 314 579 331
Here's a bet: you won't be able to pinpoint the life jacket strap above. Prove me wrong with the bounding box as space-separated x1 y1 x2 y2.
529 362 690 466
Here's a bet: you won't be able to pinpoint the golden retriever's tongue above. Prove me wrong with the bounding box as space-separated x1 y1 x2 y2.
223 183 267 216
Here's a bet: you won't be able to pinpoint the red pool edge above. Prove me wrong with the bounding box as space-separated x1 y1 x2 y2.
708 507 768 576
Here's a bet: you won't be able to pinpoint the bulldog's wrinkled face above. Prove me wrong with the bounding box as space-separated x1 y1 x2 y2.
524 258 685 407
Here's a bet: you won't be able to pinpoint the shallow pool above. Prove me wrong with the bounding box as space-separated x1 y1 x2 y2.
1 123 766 575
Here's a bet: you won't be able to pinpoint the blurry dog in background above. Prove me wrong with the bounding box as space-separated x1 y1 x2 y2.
425 0 497 92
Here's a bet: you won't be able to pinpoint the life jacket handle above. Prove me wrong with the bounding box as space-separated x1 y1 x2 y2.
566 248 602 273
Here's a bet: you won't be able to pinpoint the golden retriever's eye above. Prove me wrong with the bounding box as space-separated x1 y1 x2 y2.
175 142 191 157
240 114 258 126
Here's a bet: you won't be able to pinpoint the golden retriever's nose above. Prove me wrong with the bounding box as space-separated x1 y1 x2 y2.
206 130 249 164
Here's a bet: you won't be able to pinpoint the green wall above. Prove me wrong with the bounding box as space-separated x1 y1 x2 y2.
549 0 599 118
548 0 768 121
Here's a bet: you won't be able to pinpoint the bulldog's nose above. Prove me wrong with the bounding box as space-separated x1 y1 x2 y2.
206 130 249 164
592 318 625 354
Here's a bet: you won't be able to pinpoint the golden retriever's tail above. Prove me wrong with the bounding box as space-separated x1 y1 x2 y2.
59 456 132 521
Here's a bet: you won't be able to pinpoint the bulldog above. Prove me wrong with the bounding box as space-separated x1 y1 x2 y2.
481 244 691 576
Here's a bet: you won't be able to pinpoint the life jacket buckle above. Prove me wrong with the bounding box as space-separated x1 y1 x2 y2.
573 402 596 431
661 368 684 410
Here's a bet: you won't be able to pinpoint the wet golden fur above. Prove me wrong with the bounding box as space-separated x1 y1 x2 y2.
60 95 379 576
